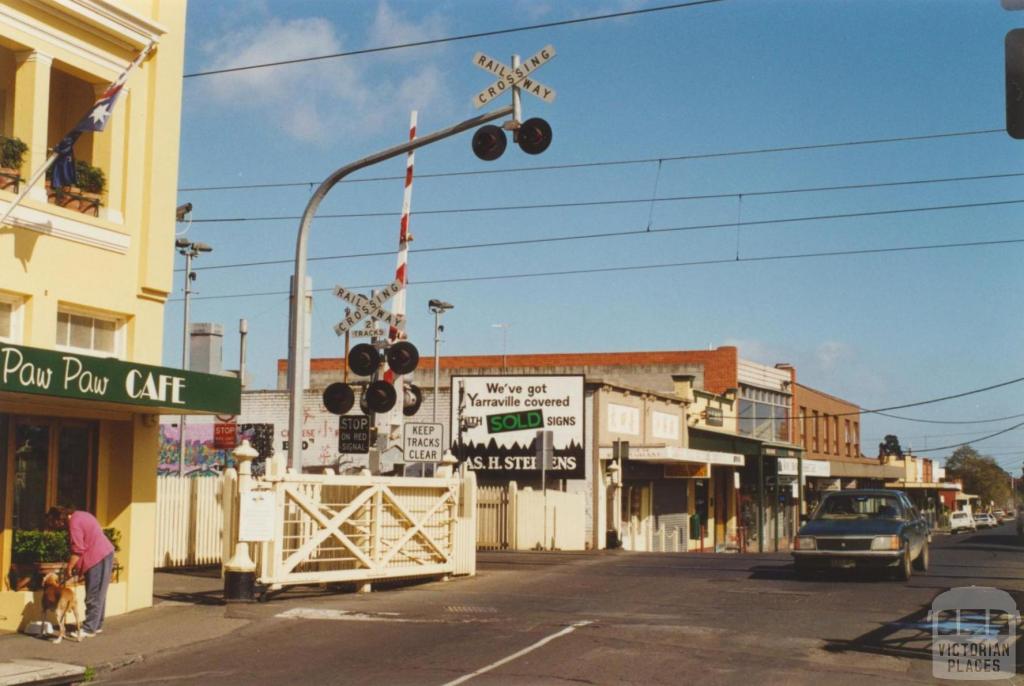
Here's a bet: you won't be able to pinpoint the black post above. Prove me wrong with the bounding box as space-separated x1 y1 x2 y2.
757 452 765 554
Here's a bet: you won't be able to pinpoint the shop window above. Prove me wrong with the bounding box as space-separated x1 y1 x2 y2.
56 309 122 357
9 419 96 532
0 295 22 342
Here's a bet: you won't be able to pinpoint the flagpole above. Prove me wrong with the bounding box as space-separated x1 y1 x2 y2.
0 153 56 226
0 41 156 227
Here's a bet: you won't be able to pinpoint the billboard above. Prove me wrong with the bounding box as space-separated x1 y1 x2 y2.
450 375 585 480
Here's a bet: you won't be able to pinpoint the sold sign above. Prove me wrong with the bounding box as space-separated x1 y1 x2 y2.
487 410 544 434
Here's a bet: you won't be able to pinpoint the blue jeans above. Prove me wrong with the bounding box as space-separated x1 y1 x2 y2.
83 552 113 632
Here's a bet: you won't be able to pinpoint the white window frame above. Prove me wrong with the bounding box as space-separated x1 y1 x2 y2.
55 307 125 359
0 294 23 343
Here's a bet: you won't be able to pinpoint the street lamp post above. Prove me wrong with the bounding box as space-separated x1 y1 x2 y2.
429 299 453 479
175 235 212 476
428 300 454 424
285 104 514 472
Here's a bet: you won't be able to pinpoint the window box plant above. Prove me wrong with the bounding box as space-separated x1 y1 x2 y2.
8 530 70 591
47 160 105 216
0 135 27 193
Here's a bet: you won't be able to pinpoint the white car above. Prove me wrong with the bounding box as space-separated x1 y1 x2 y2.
975 513 997 529
949 511 976 534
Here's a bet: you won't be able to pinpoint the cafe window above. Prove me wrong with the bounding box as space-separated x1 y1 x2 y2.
737 385 791 442
0 295 22 343
9 418 96 532
56 309 122 357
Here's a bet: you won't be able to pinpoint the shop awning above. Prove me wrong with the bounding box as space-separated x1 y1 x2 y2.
955 492 980 501
885 480 962 491
0 342 240 415
604 444 744 467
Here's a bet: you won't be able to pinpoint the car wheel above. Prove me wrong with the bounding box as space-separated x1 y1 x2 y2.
895 547 912 581
913 541 929 572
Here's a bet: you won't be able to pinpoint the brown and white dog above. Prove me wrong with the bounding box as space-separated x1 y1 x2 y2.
40 572 81 643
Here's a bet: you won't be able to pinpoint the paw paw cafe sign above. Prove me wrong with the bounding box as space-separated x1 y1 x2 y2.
0 342 240 414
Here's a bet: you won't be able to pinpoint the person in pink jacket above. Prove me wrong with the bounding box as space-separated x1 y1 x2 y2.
46 506 114 637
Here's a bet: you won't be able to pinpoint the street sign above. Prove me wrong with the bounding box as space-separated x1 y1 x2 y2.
350 327 386 338
338 414 371 453
213 422 237 450
473 45 556 109
333 280 405 334
403 422 444 463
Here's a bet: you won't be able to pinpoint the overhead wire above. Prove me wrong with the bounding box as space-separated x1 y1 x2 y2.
178 131 1007 193
171 235 1024 301
183 0 727 78
182 182 1024 225
176 197 1024 273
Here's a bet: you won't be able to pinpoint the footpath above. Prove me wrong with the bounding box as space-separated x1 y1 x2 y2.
0 568 243 685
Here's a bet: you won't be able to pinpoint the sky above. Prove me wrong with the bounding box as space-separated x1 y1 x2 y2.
169 0 1024 472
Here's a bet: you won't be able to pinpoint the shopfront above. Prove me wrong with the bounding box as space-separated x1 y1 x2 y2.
0 342 239 632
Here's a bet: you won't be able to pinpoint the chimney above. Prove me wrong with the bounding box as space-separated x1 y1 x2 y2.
189 322 224 374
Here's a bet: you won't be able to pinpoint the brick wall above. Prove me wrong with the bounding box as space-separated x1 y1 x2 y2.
793 383 863 461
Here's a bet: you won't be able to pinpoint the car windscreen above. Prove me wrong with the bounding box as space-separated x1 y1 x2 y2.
813 494 905 520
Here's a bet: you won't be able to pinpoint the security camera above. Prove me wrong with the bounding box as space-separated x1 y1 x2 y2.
175 203 193 221
428 299 453 313
175 237 191 249
193 241 213 253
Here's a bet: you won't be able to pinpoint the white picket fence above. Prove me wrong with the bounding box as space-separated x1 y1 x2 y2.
154 476 224 568
476 483 586 551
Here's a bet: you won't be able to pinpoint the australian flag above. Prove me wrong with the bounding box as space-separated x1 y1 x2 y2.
50 63 132 189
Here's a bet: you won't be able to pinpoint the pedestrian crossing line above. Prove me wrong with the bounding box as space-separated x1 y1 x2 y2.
440 620 593 686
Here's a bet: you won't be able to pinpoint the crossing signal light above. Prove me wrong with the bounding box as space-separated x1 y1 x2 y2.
364 380 397 413
1008 30 1024 139
322 382 355 415
348 343 380 377
472 125 507 161
386 341 420 375
403 384 423 416
517 117 552 155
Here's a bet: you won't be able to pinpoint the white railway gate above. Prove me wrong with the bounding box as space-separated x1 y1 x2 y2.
223 469 477 592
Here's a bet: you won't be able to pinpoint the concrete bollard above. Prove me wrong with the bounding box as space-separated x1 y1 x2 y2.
224 440 259 602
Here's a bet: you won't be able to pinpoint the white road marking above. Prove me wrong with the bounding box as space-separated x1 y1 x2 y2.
440 620 593 686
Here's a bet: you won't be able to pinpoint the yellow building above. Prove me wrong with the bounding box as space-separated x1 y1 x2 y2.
0 0 238 632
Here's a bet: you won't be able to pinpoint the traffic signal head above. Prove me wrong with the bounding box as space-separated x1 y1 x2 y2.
472 125 507 161
364 380 397 413
322 382 355 415
517 117 552 155
1008 29 1024 139
386 341 420 375
403 383 423 416
348 343 381 377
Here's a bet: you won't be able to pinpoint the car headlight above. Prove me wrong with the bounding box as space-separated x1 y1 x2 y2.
870 535 901 551
794 536 816 550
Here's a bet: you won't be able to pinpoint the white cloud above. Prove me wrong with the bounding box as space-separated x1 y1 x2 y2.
815 340 848 374
192 6 453 143
366 1 447 61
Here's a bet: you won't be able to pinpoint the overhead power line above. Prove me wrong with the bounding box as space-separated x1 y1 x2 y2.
184 179 1024 225
910 421 1024 454
178 197 1024 273
874 410 1024 425
178 129 1005 192
171 235 1024 301
183 0 725 78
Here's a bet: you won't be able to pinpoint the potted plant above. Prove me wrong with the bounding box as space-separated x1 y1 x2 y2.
0 135 27 193
47 159 105 216
8 530 70 591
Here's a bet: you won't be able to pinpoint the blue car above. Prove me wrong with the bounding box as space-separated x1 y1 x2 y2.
792 489 930 580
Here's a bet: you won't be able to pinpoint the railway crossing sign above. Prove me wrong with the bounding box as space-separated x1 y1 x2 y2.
473 45 556 109
333 280 404 334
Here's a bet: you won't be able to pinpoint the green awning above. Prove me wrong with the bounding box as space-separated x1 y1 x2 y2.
0 342 240 414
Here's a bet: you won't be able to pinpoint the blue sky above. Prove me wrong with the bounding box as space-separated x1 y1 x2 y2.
169 0 1024 470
